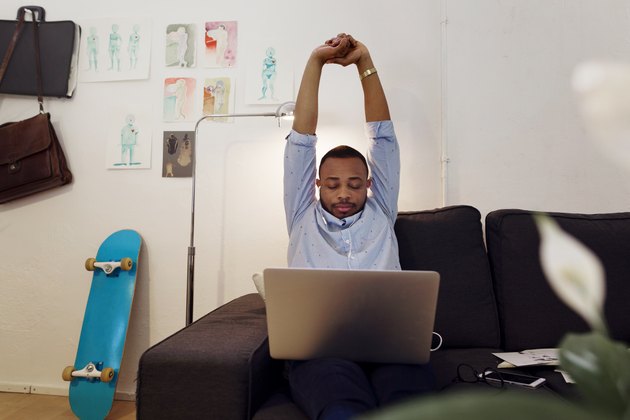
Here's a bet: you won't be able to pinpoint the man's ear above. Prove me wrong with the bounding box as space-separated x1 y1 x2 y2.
366 178 372 189
316 179 321 187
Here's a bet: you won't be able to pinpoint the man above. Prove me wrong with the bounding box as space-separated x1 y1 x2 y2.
283 34 434 420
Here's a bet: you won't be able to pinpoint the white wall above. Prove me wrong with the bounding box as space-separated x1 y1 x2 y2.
445 0 630 216
2 0 629 400
0 0 441 397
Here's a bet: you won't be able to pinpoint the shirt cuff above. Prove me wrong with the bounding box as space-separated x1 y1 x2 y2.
286 129 318 146
365 120 395 140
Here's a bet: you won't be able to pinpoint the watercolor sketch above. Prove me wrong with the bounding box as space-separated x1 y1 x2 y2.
106 111 152 169
204 21 237 68
245 45 294 105
165 23 196 68
79 18 152 82
203 77 234 120
163 77 196 122
162 131 195 177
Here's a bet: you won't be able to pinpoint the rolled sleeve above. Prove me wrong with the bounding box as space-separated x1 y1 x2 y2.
284 130 318 233
365 120 396 141
365 120 400 223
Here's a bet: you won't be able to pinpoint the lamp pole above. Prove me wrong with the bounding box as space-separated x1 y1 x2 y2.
186 102 295 326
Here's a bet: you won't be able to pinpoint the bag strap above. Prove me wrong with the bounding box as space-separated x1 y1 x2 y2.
0 10 26 84
30 8 45 112
0 7 45 112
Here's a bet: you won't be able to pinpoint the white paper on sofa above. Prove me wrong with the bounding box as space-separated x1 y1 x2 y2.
493 348 559 367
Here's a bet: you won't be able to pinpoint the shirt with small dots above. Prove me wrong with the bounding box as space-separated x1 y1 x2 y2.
284 120 401 270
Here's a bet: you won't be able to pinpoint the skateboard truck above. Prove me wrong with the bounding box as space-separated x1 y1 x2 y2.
85 257 133 274
62 362 115 383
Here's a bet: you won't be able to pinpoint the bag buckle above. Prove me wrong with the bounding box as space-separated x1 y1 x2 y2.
8 159 21 174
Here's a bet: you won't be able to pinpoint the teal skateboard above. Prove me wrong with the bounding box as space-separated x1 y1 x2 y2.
62 229 142 419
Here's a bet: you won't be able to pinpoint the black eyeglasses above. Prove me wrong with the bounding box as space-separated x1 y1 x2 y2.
456 364 505 389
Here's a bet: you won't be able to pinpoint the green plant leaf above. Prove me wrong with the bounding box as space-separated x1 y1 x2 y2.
360 391 611 420
560 332 630 418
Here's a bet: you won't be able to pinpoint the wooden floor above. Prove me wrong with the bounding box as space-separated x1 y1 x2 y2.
0 392 135 419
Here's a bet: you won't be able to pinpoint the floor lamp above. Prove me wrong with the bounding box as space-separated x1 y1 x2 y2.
186 101 296 326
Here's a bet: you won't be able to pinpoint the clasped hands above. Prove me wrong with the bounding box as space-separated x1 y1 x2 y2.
313 33 368 68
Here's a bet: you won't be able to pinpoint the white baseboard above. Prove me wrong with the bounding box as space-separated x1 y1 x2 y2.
0 383 31 394
113 391 135 401
0 382 135 401
30 385 68 396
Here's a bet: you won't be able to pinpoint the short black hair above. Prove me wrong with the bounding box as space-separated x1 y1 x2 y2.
319 145 368 177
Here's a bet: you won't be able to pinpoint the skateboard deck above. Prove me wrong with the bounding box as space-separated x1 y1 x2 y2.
63 229 142 420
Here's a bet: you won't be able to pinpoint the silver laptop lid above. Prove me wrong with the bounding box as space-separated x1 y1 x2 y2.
264 268 440 364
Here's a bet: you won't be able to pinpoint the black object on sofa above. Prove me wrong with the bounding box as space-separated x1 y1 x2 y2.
136 205 630 419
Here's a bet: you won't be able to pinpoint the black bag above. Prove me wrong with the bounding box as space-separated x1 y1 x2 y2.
0 7 72 204
0 6 79 98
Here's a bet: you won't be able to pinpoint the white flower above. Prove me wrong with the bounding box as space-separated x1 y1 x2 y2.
534 214 607 334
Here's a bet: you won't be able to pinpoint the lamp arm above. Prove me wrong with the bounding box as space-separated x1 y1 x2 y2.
186 101 295 326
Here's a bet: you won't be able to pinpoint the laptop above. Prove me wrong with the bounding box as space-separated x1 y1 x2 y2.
263 267 440 364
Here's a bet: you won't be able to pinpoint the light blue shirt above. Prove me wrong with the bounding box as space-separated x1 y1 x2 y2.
284 120 401 270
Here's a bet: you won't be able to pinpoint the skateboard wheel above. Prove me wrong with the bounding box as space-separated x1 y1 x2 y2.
101 367 115 382
85 258 96 271
120 257 133 271
62 366 75 381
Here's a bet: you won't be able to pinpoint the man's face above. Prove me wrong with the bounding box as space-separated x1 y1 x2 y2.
317 157 371 219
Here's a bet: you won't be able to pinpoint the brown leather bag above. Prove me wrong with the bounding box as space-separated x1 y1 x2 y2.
0 7 72 204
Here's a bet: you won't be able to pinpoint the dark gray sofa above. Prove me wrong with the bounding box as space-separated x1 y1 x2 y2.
136 205 630 419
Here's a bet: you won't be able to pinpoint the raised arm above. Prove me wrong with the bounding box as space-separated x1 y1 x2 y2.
327 34 399 221
326 34 390 122
292 37 353 134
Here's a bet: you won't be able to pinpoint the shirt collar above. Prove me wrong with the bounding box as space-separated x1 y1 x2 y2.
317 201 363 229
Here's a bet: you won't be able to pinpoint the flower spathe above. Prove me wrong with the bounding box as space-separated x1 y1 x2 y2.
534 214 607 335
572 61 630 168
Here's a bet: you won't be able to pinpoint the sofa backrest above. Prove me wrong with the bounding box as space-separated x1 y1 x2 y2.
486 209 630 351
395 205 501 349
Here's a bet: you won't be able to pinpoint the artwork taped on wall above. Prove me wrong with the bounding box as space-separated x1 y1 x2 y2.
78 18 152 82
162 131 194 178
203 76 235 121
245 44 294 105
204 21 237 68
165 23 196 68
163 77 196 122
106 111 152 169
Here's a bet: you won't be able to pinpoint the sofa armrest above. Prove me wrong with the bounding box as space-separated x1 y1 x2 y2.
137 293 285 420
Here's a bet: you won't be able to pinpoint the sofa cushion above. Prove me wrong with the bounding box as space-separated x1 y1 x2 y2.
486 209 630 351
137 294 281 420
395 206 500 349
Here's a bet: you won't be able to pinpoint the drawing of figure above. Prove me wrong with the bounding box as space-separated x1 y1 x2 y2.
128 24 141 69
120 114 139 165
86 27 99 71
173 79 187 119
165 162 175 177
206 80 226 113
214 80 226 113
166 25 191 67
166 133 178 155
206 24 228 66
165 79 188 120
174 26 189 67
260 47 277 100
108 24 122 71
177 134 192 167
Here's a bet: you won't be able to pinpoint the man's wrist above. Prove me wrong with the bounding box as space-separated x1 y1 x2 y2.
356 53 374 75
